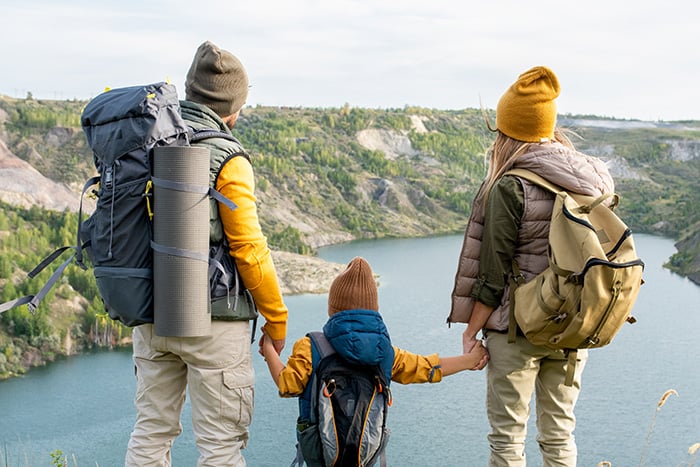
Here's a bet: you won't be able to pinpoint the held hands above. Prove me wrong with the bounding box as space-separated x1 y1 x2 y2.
258 328 285 358
258 328 285 388
465 339 489 370
439 338 489 376
259 332 272 358
463 329 489 370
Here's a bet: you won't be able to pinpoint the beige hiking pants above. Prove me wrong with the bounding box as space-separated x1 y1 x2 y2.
484 331 587 467
125 321 254 467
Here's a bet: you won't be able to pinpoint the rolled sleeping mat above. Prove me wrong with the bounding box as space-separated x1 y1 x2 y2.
152 145 211 337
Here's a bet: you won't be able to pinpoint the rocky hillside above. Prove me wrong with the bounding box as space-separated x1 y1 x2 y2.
2 96 700 278
2 96 700 275
1 94 699 379
0 108 85 211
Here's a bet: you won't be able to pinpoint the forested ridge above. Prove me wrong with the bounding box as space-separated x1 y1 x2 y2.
1 93 699 379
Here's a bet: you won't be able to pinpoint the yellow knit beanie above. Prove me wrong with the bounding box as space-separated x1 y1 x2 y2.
185 41 249 117
328 257 379 315
496 66 560 142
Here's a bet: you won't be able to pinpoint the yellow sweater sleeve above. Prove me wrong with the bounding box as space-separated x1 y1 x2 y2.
391 346 442 384
278 337 313 397
277 341 441 396
216 156 288 340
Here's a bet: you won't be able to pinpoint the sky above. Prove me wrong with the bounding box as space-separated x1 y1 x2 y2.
1 0 698 122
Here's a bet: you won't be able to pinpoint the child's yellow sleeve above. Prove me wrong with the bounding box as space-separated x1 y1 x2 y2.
278 337 314 397
391 346 442 384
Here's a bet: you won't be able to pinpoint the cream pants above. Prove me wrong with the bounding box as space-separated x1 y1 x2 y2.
125 321 254 467
484 331 587 467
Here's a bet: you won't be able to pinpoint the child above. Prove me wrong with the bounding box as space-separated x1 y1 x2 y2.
260 257 488 464
262 256 487 391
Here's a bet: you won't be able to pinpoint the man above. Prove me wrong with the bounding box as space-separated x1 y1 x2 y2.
125 41 289 466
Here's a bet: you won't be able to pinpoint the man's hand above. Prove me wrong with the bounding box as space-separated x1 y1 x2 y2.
270 338 285 355
258 328 285 356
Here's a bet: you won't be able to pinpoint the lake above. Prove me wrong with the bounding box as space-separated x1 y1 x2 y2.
1 234 698 466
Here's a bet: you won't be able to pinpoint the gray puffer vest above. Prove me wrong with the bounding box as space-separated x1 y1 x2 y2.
448 142 614 331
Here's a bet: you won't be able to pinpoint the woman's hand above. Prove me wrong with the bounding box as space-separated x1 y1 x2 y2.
467 340 489 370
463 329 479 354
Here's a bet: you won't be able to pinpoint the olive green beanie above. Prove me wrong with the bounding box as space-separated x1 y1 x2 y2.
185 41 249 117
496 66 560 143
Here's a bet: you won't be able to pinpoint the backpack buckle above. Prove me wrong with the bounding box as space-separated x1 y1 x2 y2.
104 166 113 190
586 336 600 346
323 379 337 398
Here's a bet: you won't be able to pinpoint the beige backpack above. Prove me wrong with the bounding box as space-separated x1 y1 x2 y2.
505 168 645 385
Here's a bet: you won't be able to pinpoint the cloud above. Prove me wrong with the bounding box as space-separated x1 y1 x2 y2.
2 0 698 120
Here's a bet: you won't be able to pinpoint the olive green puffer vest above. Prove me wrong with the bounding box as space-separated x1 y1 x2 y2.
179 100 250 244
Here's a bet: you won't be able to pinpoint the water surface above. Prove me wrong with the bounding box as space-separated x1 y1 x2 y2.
1 234 697 466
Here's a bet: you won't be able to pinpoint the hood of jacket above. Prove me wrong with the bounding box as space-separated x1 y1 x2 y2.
512 141 614 196
322 309 394 378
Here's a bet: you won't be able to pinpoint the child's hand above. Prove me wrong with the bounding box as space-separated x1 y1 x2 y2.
258 331 265 356
259 329 274 358
258 326 285 357
258 328 286 387
466 340 489 370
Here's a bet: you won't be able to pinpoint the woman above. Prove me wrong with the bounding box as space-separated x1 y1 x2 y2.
448 66 614 467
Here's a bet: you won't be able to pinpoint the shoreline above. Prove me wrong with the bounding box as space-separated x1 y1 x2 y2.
0 249 347 381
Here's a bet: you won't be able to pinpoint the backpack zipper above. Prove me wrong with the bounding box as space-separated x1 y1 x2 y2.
107 163 117 259
585 278 622 347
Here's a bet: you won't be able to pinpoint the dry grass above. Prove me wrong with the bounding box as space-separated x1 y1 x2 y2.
686 442 700 467
598 388 696 467
638 389 679 467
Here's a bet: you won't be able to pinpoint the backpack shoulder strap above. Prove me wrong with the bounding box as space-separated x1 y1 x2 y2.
189 127 251 162
503 168 562 345
301 331 336 428
503 168 563 194
190 128 240 144
506 169 618 212
307 331 336 366
186 127 249 213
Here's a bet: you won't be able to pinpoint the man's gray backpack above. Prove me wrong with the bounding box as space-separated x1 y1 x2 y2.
0 82 257 334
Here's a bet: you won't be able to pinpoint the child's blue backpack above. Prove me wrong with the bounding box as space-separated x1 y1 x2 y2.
292 331 392 467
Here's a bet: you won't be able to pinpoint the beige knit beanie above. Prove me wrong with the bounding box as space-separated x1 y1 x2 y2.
185 41 249 117
496 66 560 143
328 257 379 315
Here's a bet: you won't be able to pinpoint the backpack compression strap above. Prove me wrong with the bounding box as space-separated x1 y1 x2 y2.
149 155 237 262
0 245 80 314
149 128 243 260
0 173 101 314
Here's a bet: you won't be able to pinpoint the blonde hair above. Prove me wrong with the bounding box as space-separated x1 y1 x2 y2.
475 126 576 214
